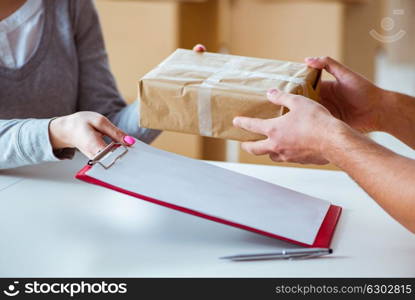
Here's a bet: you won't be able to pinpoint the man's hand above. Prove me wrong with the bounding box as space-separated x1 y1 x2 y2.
233 89 415 234
305 56 387 133
233 88 345 165
49 112 134 158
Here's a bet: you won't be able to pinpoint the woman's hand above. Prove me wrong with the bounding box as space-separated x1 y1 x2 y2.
193 44 206 52
49 111 134 159
233 89 348 165
305 56 387 133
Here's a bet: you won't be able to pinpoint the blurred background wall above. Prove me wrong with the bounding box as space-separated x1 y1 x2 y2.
95 0 415 167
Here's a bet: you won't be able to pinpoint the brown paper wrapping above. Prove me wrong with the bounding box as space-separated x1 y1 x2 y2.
138 49 321 141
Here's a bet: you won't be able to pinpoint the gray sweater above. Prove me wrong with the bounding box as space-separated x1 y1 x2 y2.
0 0 159 169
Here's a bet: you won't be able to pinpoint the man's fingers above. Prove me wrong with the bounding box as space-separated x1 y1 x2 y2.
269 152 283 162
266 89 297 110
90 115 128 145
193 44 206 52
241 140 271 156
305 56 353 81
233 116 270 135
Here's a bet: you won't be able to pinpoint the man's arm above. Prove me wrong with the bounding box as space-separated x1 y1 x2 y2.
326 123 415 233
379 90 415 149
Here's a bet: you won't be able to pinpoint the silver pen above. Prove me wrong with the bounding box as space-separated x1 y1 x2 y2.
220 248 332 261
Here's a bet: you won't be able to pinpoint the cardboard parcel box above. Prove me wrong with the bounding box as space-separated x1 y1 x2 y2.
138 49 321 141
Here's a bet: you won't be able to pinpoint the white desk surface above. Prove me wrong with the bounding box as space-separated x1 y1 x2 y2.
0 154 414 277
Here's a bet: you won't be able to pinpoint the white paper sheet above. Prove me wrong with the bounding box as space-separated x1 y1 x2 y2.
86 139 330 245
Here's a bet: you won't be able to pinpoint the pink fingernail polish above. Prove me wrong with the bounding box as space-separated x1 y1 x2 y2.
267 88 279 95
193 44 206 52
123 135 135 145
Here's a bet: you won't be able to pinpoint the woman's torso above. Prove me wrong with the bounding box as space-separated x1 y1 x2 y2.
0 0 79 119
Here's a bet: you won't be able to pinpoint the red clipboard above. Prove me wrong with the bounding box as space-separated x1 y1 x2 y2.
76 142 342 248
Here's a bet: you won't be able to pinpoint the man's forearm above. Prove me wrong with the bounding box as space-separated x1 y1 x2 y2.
325 121 415 233
379 90 415 149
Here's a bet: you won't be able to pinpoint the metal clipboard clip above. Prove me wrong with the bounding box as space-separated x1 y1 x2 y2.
88 142 129 170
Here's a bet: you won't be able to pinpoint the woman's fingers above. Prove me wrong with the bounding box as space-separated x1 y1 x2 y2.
50 112 136 160
84 131 109 159
193 44 207 52
83 131 136 160
123 135 136 145
85 114 135 158
89 115 128 145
